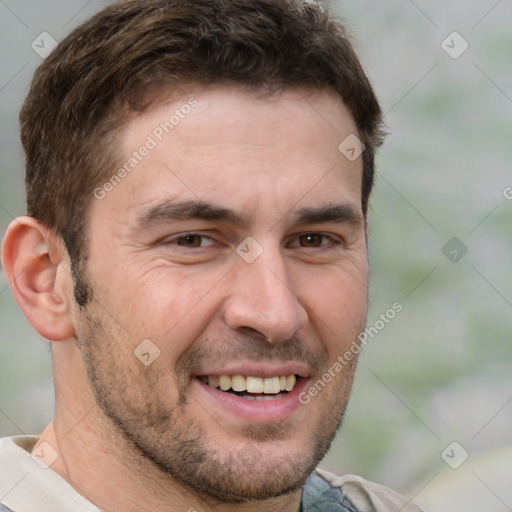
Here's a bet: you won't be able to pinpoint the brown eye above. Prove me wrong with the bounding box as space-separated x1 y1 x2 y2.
298 233 324 247
176 234 203 247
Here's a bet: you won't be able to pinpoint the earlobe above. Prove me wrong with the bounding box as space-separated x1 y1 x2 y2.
1 216 75 341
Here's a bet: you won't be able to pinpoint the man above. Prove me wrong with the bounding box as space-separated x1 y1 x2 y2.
0 0 423 510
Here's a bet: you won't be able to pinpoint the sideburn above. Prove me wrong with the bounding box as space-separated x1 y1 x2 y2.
62 221 93 308
71 257 93 308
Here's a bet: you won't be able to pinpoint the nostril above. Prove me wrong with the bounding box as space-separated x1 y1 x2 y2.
237 326 267 340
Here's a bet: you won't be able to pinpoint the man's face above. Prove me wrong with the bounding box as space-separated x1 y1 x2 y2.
75 87 369 502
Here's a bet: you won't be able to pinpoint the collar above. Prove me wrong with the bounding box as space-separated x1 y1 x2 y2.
0 436 101 512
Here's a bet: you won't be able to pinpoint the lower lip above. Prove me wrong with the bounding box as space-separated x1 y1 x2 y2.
192 377 309 423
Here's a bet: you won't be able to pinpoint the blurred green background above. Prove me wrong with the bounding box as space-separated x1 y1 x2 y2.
1 1 511 510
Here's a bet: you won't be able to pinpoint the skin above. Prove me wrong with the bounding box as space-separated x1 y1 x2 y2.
2 87 369 512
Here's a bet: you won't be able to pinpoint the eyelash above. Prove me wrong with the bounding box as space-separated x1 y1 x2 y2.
165 232 217 248
287 233 340 249
164 232 341 249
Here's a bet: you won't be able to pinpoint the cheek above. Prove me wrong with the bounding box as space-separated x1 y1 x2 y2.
301 266 368 343
332 276 368 327
114 266 227 349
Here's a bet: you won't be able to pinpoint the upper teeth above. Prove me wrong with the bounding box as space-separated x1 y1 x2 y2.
203 375 296 394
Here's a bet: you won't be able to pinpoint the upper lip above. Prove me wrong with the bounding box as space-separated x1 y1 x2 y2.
194 363 310 379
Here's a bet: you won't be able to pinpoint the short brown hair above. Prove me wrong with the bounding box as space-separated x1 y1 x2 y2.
20 0 384 304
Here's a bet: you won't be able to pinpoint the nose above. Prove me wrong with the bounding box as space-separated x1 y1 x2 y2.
223 246 308 343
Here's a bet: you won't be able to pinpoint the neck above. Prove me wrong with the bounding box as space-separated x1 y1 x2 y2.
35 420 302 512
34 344 302 512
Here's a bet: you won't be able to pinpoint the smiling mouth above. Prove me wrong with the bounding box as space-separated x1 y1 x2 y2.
197 374 298 401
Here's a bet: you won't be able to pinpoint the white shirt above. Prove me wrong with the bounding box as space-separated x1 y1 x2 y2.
0 436 101 512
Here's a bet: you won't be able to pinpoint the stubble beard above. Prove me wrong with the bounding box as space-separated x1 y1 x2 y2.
75 298 357 504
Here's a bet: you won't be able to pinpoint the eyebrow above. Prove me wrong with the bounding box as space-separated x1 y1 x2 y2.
135 200 244 228
134 200 363 229
291 203 363 226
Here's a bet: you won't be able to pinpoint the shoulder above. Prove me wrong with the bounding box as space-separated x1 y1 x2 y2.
0 436 37 512
0 436 102 512
302 468 425 512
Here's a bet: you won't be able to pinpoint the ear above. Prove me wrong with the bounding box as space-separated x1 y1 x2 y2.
1 216 75 341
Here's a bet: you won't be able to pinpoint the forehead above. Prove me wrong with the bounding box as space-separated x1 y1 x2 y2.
94 86 363 226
